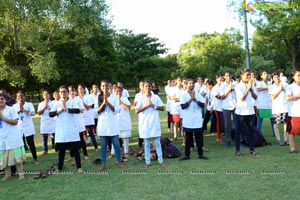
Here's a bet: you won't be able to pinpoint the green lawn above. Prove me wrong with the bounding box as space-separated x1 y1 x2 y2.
1 93 299 200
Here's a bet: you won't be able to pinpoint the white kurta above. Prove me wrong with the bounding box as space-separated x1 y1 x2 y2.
51 99 80 143
136 94 163 139
71 97 86 132
0 106 24 150
169 87 184 115
96 95 120 136
89 92 99 119
180 91 204 129
81 94 95 126
37 100 56 134
13 102 36 137
117 97 132 138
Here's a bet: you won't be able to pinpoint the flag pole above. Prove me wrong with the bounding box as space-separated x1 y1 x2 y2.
243 0 251 69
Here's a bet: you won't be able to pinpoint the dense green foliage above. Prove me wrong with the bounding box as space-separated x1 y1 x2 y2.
1 0 300 94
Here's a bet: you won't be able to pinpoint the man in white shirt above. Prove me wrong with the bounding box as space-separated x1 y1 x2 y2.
234 69 260 158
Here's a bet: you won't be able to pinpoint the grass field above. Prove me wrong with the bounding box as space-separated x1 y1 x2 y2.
1 93 299 200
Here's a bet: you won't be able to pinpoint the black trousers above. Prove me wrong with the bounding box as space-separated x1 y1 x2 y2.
185 130 203 157
23 135 37 160
59 149 81 170
70 132 88 157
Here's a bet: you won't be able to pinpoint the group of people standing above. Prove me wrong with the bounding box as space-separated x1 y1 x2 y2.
165 69 299 158
1 68 299 179
0 79 169 179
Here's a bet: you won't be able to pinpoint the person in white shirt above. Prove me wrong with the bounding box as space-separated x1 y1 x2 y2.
169 77 184 141
96 80 126 171
49 86 83 173
256 70 274 135
234 69 260 158
0 93 26 180
13 91 40 164
165 80 172 133
135 81 167 168
68 85 89 162
178 78 208 161
220 71 236 148
117 81 130 100
211 75 224 143
78 84 98 151
202 80 214 133
37 90 56 155
280 72 288 83
134 80 145 149
269 72 288 146
194 76 207 97
286 70 300 154
111 86 132 158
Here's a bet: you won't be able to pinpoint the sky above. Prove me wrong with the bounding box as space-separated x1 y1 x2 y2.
105 0 252 54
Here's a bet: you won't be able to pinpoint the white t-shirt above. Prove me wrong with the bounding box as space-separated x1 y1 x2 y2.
220 81 236 110
286 82 300 117
256 80 272 109
269 83 288 114
235 81 256 115
211 84 223 112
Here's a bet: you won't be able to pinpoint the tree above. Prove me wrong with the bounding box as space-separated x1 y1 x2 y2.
177 30 244 79
0 0 117 92
114 29 168 87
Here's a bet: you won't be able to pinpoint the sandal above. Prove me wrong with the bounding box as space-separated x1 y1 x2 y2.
249 151 260 157
235 151 242 158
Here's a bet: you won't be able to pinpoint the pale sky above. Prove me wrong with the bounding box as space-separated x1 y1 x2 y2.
106 0 251 54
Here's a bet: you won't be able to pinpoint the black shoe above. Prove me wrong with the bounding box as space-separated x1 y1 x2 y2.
199 155 209 160
290 150 298 154
179 156 190 161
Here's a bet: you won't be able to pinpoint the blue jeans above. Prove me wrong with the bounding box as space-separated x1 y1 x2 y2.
257 118 274 134
223 109 235 142
43 135 48 152
235 114 255 152
100 135 121 165
144 137 163 165
86 125 98 149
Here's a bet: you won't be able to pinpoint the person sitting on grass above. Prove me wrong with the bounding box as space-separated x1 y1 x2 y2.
135 81 167 168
